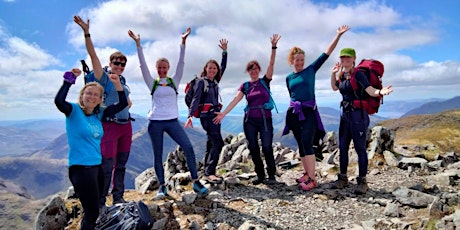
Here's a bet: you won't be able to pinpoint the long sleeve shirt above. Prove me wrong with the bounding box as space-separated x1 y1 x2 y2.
137 44 185 120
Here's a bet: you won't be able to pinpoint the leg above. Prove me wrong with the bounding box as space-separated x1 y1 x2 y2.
338 112 352 175
99 122 118 206
69 166 100 230
244 118 265 182
166 120 199 180
350 110 370 178
148 120 166 185
260 118 276 178
200 116 224 177
100 158 114 207
111 122 132 202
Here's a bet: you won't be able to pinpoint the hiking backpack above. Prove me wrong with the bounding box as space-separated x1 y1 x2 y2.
80 60 128 99
151 77 178 95
184 75 209 118
95 200 154 230
242 78 278 113
350 59 384 114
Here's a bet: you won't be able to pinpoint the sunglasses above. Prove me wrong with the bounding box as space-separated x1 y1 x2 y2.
112 61 126 67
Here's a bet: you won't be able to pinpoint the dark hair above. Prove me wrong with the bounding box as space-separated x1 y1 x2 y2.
110 51 127 63
200 59 221 81
245 60 261 72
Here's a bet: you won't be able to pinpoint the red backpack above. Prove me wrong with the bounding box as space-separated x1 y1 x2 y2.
350 59 384 114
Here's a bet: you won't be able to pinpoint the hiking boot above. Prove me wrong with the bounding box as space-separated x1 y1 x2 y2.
296 173 309 183
354 177 368 195
113 198 127 204
300 178 317 191
265 176 277 185
331 174 348 189
252 176 265 185
156 185 167 199
193 181 209 198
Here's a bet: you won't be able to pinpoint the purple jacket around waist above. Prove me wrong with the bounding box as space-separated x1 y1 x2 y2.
282 100 325 135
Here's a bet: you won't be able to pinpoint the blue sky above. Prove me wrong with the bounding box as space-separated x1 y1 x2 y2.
1 0 459 120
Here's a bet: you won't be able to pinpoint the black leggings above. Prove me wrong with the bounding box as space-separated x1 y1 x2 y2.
69 165 104 230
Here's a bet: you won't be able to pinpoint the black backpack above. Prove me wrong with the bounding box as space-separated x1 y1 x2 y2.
95 201 154 230
184 76 209 117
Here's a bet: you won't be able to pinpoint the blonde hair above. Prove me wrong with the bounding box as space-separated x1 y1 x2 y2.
78 82 105 113
287 47 305 65
156 58 170 67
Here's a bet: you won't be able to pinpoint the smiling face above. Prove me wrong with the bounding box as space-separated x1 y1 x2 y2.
291 53 305 73
246 60 261 81
205 62 218 79
340 56 356 69
110 58 126 75
79 82 104 113
156 59 170 78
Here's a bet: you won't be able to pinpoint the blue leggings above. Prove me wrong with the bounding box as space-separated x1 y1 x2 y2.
148 119 199 184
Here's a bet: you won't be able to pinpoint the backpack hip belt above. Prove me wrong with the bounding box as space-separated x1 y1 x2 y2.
244 105 269 132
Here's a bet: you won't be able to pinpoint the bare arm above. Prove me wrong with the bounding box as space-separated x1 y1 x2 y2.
74 16 103 79
324 25 350 55
330 62 340 91
213 91 245 124
266 34 281 80
365 85 393 97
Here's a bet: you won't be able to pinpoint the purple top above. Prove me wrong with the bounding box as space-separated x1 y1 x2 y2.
239 76 272 119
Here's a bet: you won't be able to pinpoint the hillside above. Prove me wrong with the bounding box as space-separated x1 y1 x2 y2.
378 109 460 153
401 96 460 117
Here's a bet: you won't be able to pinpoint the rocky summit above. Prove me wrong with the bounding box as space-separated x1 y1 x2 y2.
35 126 460 230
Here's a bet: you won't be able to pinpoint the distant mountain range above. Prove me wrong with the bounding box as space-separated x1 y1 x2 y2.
401 96 460 117
0 96 458 199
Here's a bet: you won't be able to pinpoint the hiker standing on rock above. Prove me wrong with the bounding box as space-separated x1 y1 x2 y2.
54 68 128 229
282 25 350 191
184 48 228 184
128 28 209 198
74 16 133 207
213 34 281 185
330 48 393 194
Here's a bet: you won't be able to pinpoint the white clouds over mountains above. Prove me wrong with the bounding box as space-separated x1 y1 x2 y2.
1 0 459 120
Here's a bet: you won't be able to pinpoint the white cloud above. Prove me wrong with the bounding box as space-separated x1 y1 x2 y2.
1 0 459 120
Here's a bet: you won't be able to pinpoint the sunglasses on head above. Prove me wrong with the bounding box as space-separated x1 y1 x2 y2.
112 61 126 67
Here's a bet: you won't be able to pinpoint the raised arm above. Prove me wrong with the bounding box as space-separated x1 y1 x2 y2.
174 27 191 85
266 34 281 80
330 62 341 91
55 68 81 116
324 25 350 55
74 16 103 79
213 91 245 124
103 74 128 118
217 38 228 82
128 30 154 89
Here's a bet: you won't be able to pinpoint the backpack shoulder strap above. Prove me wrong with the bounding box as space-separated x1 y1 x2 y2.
259 78 278 113
242 81 250 97
151 78 160 95
166 77 178 94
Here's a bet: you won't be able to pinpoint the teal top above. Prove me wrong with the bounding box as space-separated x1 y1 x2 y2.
285 53 329 102
66 103 103 167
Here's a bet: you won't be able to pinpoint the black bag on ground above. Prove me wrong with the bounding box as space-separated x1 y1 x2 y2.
95 200 154 230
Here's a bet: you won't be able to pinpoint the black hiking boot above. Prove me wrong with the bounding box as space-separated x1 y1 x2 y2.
354 177 368 195
331 174 348 189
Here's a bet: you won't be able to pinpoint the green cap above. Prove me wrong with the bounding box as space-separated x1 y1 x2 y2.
340 48 356 57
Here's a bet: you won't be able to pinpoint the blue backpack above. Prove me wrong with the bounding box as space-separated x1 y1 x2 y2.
242 78 278 113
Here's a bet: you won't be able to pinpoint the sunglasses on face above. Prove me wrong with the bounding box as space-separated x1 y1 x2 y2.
112 61 126 67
